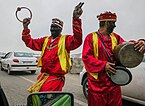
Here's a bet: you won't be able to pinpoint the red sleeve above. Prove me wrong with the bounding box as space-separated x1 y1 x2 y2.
65 18 82 51
82 33 107 73
22 29 46 51
112 32 125 44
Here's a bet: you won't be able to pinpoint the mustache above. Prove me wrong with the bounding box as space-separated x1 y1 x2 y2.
107 27 114 33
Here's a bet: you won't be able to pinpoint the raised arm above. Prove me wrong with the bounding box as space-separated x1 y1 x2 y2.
21 18 45 51
65 2 84 51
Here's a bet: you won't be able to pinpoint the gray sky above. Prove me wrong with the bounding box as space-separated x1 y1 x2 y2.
0 0 145 54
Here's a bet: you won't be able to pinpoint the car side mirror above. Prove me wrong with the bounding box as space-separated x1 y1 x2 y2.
27 92 74 106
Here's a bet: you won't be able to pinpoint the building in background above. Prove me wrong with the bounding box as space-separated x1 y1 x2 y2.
70 53 84 74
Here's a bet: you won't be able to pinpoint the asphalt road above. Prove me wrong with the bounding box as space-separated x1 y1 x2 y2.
0 69 87 106
0 69 144 106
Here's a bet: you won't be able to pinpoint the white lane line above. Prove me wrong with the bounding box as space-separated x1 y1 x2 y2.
74 98 88 106
19 76 35 84
19 76 88 106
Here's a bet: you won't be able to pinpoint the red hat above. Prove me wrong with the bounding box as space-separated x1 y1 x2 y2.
97 11 117 21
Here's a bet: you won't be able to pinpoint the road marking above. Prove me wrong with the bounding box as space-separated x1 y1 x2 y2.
19 76 88 106
74 98 88 106
19 76 35 84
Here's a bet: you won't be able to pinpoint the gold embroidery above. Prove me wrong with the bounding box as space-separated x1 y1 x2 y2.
47 44 58 51
22 33 30 36
73 24 80 27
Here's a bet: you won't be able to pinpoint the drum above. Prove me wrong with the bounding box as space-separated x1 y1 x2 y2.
114 42 144 68
110 66 132 86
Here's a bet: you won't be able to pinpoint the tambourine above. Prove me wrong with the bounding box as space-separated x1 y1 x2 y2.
15 7 32 23
109 66 132 86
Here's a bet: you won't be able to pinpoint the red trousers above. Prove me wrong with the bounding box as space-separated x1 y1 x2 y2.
88 87 122 106
37 73 65 92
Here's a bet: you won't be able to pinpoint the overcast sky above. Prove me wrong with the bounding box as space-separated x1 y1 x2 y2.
0 0 145 54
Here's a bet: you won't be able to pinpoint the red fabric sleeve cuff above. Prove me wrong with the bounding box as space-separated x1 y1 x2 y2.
73 18 82 27
22 29 30 35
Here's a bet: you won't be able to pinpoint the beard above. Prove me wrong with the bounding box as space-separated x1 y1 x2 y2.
50 26 62 39
50 24 62 39
51 31 61 39
106 21 116 34
106 26 114 33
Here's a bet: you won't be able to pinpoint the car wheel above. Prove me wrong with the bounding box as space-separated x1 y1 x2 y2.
7 65 12 75
31 70 36 74
0 63 4 71
83 77 88 99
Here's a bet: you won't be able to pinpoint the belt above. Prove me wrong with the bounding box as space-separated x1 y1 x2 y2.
42 72 64 77
42 73 65 82
27 73 49 93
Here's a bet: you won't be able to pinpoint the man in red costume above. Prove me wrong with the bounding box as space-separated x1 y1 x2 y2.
22 2 84 92
82 11 145 106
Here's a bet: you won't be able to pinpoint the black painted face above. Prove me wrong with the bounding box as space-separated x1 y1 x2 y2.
106 21 116 34
50 24 62 39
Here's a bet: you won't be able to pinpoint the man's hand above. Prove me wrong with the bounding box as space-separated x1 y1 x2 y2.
105 62 116 76
73 2 84 19
134 40 145 53
23 18 30 29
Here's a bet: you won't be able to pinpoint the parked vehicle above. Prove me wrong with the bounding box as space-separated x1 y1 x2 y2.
0 52 6 59
80 55 145 105
0 51 38 75
33 52 41 60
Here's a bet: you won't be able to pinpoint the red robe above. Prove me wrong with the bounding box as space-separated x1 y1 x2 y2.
22 19 82 91
82 31 124 106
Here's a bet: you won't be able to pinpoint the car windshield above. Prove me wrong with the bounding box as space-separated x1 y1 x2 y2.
14 52 33 57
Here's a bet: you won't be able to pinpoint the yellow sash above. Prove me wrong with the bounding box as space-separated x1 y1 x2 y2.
37 35 72 72
27 73 49 93
29 35 72 93
88 32 117 80
37 36 49 67
58 35 72 73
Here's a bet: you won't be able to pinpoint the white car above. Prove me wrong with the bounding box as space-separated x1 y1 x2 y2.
0 51 38 75
80 55 145 105
0 52 6 59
